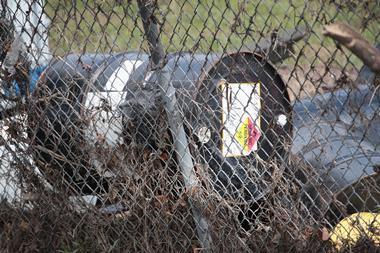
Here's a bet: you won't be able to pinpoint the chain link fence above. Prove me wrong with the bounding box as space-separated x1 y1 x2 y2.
0 0 379 252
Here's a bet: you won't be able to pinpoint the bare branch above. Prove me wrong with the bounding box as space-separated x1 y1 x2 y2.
323 22 380 74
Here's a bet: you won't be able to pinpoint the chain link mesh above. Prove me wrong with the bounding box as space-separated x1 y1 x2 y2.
0 0 379 252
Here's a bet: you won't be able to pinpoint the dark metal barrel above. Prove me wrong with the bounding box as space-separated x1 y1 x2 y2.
29 52 148 194
123 52 292 201
194 52 292 201
292 85 380 223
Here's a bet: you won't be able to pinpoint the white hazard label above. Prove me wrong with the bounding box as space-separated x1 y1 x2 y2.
221 80 261 157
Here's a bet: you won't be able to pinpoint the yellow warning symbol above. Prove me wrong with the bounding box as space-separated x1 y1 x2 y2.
235 117 261 153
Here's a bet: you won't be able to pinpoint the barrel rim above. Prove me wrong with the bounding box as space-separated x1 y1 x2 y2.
195 51 285 91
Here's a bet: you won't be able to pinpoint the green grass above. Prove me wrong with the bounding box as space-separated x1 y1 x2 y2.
44 0 379 67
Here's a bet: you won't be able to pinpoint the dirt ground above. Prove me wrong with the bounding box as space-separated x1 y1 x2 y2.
278 64 359 102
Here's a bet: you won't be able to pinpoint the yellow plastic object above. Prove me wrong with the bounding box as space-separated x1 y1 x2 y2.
330 212 380 250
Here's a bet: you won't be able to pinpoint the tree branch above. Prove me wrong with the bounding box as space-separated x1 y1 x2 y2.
323 23 380 74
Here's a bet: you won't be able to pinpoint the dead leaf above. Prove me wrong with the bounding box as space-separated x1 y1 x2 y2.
159 151 169 161
192 247 204 253
303 226 314 240
19 220 29 231
318 227 330 241
156 195 169 203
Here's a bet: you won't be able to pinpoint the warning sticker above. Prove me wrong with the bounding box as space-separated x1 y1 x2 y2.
221 81 261 157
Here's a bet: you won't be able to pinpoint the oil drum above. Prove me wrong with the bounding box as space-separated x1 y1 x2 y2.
292 86 380 224
194 52 292 200
29 52 148 194
122 51 292 201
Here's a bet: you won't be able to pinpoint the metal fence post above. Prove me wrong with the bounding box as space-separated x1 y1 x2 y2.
137 0 212 249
